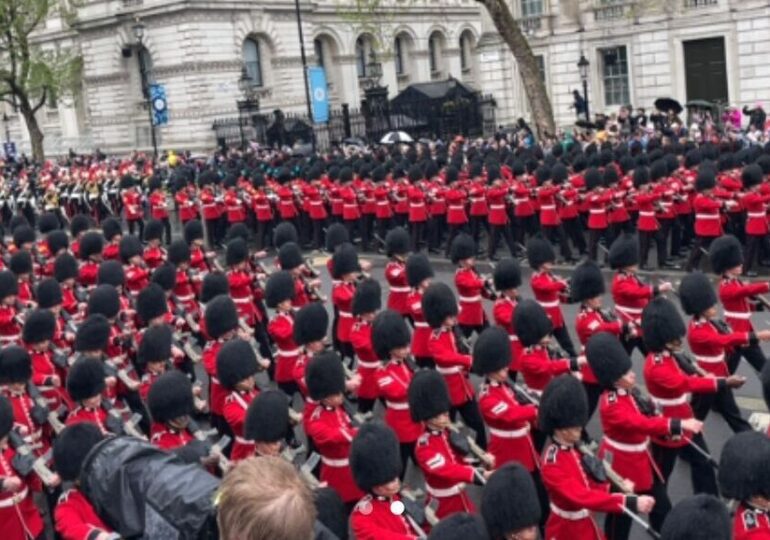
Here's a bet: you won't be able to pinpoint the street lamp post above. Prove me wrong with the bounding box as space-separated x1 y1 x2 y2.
578 52 590 122
2 113 9 143
132 20 158 160
293 0 316 151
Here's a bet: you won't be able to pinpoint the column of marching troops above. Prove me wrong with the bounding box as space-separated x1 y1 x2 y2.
0 172 769 539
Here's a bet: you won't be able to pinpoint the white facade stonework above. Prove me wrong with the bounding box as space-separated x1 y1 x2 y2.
2 0 483 156
477 0 770 129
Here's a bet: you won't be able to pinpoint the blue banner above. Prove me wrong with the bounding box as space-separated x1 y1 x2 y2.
2 142 16 159
308 67 329 123
150 84 168 126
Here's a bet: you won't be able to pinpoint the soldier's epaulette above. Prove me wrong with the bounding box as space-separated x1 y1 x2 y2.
417 432 430 446
743 509 758 531
607 391 617 404
354 494 373 516
57 488 73 504
653 354 663 365
545 444 559 464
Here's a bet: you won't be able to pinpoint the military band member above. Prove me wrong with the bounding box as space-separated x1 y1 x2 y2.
406 253 435 368
202 295 240 435
77 232 104 289
101 217 122 262
147 370 203 454
331 243 362 364
218 339 260 462
384 227 412 318
491 258 523 377
266 271 300 395
350 279 382 414
450 233 491 338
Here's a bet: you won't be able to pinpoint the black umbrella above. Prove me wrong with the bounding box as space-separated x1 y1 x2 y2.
654 97 683 114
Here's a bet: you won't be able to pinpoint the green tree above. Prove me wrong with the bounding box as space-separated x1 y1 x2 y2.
0 0 82 161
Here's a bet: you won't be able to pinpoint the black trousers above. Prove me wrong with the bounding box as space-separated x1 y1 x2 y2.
563 217 587 254
652 434 718 496
552 325 577 358
691 384 751 433
460 322 488 340
415 355 435 369
358 397 377 414
159 216 172 244
731 342 767 374
445 224 466 258
470 216 487 249
427 215 446 250
621 335 647 358
311 219 325 250
685 235 715 272
542 224 572 260
399 442 417 481
583 382 603 424
410 221 425 251
514 215 539 246
487 224 517 258
128 218 144 239
588 228 605 262
604 475 670 540
450 398 487 450
745 234 764 272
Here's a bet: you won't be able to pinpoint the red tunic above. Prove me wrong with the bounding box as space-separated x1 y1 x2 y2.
385 261 410 316
575 308 623 384
612 271 654 327
202 340 225 416
688 317 749 377
587 190 612 230
332 281 356 343
720 276 769 333
149 191 169 220
428 328 474 406
376 361 422 443
65 406 109 434
199 187 221 220
492 296 522 371
350 319 380 400
122 190 143 221
341 187 361 221
54 488 114 540
743 191 770 236
635 191 660 232
78 261 99 289
519 346 572 394
487 187 509 225
407 291 431 358
268 312 300 384
228 270 260 325
351 494 419 540
537 185 560 226
407 186 428 222
445 188 468 225
102 243 120 262
478 380 538 471
305 405 363 503
223 388 259 461
150 423 195 451
693 194 723 237
455 268 487 327
125 263 150 295
530 271 569 328
734 503 770 540
175 189 199 222
0 447 44 539
414 429 476 519
143 246 166 270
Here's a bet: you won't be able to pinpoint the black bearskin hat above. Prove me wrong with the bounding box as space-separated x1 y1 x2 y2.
352 278 381 316
244 389 290 443
12 225 35 247
422 282 458 329
79 232 104 260
183 220 204 244
87 284 120 319
0 396 12 439
385 227 410 257
325 223 349 253
406 253 434 288
22 309 56 344
642 297 686 352
53 423 103 482
200 273 229 304
293 302 329 345
586 332 632 388
695 169 717 192
102 217 122 242
66 357 106 402
225 223 249 243
136 283 168 323
36 278 62 309
54 253 79 282
493 258 522 291
526 234 555 269
371 310 411 361
38 212 60 234
143 219 164 242
608 233 640 269
427 513 489 540
709 235 743 275
97 260 125 287
273 222 299 249
679 272 717 316
331 243 360 278
137 324 172 366
350 422 401 492
119 235 143 263
513 299 553 347
0 345 31 383
151 263 177 292
472 326 511 375
481 463 542 538
719 431 770 501
450 233 476 264
46 230 69 255
306 351 346 401
70 214 91 238
538 375 588 435
408 369 450 422
74 314 110 352
225 238 248 267
10 251 32 275
168 240 191 266
742 163 763 189
660 495 730 540
278 242 304 271
216 339 259 389
147 371 194 424
0 270 18 299
570 261 605 302
265 270 296 309
204 295 239 339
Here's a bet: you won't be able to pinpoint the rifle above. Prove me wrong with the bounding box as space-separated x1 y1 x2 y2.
8 430 58 486
103 356 141 392
188 418 232 473
298 452 322 488
101 400 146 440
26 383 65 434
448 423 495 469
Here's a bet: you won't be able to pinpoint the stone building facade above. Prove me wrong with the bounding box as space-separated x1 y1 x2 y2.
477 0 770 129
2 0 484 156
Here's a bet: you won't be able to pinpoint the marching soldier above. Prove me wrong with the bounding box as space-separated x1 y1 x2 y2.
64 358 109 432
24 309 71 412
137 325 173 400
244 389 291 458
331 243 361 365
121 235 150 296
101 217 122 262
539 374 655 540
202 295 240 435
55 253 81 318
147 370 202 452
0 270 21 345
384 227 411 318
292 302 331 404
450 233 491 338
350 422 424 539
406 253 435 368
77 232 104 289
491 258 523 377
350 279 382 414
218 338 260 462
265 271 300 395
685 168 733 272
143 220 167 270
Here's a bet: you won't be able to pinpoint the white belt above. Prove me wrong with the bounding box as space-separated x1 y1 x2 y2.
514 198 529 204
176 294 195 301
509 335 519 341
390 286 410 293
695 353 725 364
344 204 358 208
650 393 690 407
540 205 556 210
0 334 20 342
386 400 409 410
339 311 353 318
233 297 251 304
537 300 559 308
436 366 463 375
604 436 649 453
310 201 324 206
357 360 380 369
322 457 349 467
550 503 589 520
724 311 751 320
410 203 425 207
616 305 643 315
696 213 720 220
0 488 28 508
489 425 530 438
277 348 302 357
459 295 481 303
377 201 390 206
414 321 429 328
426 484 462 498
211 377 221 385
748 212 766 218
448 205 464 210
490 204 506 210
639 211 655 218
235 436 255 445
470 198 484 203
590 209 605 214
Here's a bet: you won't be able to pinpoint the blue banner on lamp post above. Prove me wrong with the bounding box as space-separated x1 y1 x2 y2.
307 67 329 123
149 84 168 126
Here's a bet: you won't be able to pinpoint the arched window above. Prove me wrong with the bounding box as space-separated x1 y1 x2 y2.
459 32 474 72
395 36 405 75
243 38 263 87
355 37 367 78
428 32 444 75
314 38 325 68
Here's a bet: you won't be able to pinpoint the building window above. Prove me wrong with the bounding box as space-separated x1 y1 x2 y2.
243 38 263 87
535 54 546 83
314 38 325 68
460 33 473 71
429 32 443 74
521 0 543 17
395 36 405 75
355 37 367 78
601 46 629 106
